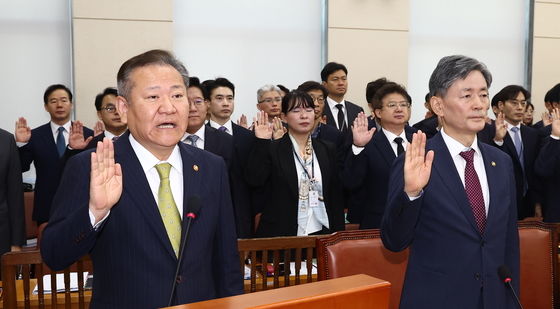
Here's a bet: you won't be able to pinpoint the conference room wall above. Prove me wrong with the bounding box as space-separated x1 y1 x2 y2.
532 0 560 118
72 0 173 128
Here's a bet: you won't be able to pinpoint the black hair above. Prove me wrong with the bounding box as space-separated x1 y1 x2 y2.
296 81 328 98
492 85 530 108
281 90 315 114
44 84 73 104
204 77 235 99
94 87 118 111
320 62 348 82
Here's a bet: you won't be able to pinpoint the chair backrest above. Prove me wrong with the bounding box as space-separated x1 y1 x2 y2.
237 236 320 293
518 221 559 309
1 250 92 309
316 229 408 309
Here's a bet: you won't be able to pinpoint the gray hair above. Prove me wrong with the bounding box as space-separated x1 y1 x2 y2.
257 84 281 102
428 55 492 98
117 49 189 100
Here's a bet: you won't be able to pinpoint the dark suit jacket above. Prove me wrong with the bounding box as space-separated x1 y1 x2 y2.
61 133 106 166
0 129 25 256
323 100 363 131
478 123 542 218
18 122 93 223
412 115 439 139
342 126 416 228
534 136 560 222
381 132 519 309
41 132 243 308
203 126 233 169
245 135 345 237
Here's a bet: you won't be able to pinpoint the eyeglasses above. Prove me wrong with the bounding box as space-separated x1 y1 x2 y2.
310 96 325 104
101 106 117 113
506 99 527 108
189 98 205 106
259 97 282 104
384 101 410 109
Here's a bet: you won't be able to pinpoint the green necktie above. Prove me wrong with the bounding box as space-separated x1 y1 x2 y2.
155 163 182 256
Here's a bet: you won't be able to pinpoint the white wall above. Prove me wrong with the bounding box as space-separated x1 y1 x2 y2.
407 0 528 124
173 0 323 123
0 0 72 133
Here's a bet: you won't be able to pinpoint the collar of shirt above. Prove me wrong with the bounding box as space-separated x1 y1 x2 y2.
181 125 206 148
103 130 117 140
326 97 346 128
208 119 233 135
440 127 489 212
505 121 523 140
129 133 184 216
382 127 408 155
50 120 71 144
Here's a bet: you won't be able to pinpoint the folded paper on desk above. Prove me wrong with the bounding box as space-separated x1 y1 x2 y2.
33 272 90 294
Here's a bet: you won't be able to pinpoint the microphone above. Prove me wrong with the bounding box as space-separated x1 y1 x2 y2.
168 196 202 306
497 265 523 309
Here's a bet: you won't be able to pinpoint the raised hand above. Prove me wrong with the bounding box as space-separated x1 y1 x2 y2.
272 117 287 140
94 121 105 136
404 131 434 197
253 111 273 140
89 138 122 224
551 108 560 137
69 121 93 150
542 111 552 127
493 112 507 142
14 117 31 143
237 114 248 129
320 115 327 124
351 112 375 147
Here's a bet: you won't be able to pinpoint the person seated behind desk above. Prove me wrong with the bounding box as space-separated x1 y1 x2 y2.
245 90 345 237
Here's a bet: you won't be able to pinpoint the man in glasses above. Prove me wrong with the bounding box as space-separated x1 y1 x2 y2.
256 84 283 124
479 85 542 219
343 83 416 228
63 87 127 158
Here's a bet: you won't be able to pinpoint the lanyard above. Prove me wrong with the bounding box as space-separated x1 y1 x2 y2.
293 148 314 180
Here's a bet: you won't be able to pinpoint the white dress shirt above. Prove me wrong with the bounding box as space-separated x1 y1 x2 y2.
326 97 347 129
440 128 490 214
50 120 71 146
208 119 233 136
351 127 408 156
181 125 206 149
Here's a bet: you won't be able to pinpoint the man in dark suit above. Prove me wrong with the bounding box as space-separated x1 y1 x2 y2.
477 85 542 219
0 128 26 273
204 77 256 238
41 50 243 309
533 84 560 130
382 55 519 308
343 83 417 228
15 84 93 224
320 62 363 133
63 87 128 160
413 93 440 139
534 108 560 222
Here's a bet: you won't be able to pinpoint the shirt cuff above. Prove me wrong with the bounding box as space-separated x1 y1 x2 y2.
550 135 560 140
89 210 110 230
352 145 364 155
407 190 423 201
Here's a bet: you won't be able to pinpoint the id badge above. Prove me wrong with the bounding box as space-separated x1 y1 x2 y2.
309 190 319 208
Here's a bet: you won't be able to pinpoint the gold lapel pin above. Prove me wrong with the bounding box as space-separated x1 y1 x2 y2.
193 164 199 172
491 161 496 167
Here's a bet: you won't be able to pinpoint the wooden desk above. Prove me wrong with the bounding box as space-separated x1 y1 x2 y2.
168 274 391 309
0 279 91 309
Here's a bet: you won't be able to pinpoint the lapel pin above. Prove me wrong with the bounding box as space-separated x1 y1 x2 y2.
491 161 496 167
193 164 199 172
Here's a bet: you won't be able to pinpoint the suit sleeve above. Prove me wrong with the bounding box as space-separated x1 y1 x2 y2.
534 137 560 178
7 134 26 246
244 138 272 188
212 159 244 297
380 155 423 252
18 141 34 173
340 146 369 190
504 158 520 294
41 152 100 271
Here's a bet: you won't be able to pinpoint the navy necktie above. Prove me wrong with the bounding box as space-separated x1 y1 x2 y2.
56 127 65 157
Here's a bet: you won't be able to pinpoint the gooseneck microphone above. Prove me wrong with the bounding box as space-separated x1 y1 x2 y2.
168 196 202 307
497 265 523 309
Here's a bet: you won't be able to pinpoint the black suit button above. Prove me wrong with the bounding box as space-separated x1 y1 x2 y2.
475 273 480 280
